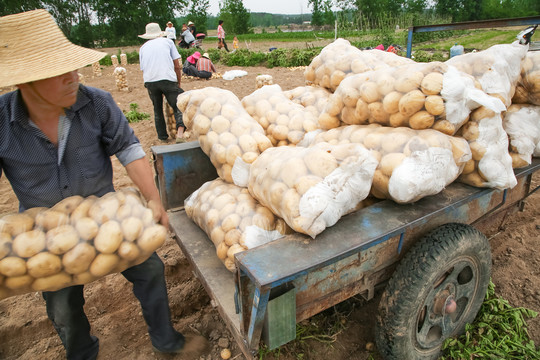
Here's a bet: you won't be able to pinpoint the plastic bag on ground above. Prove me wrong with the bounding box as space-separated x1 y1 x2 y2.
241 84 319 146
222 70 248 81
248 142 378 238
304 124 472 203
502 104 540 168
446 42 529 107
177 87 273 187
318 61 506 132
185 178 290 272
512 51 540 106
0 189 167 300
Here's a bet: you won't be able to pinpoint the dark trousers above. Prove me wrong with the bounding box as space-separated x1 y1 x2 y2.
198 70 212 79
183 64 199 77
42 253 184 360
219 38 230 52
144 80 184 140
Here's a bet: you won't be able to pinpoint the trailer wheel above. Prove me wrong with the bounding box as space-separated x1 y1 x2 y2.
375 223 491 360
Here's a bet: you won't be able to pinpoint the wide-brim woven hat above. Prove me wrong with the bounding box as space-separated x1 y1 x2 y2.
0 9 106 87
202 53 209 59
139 23 166 39
188 21 194 26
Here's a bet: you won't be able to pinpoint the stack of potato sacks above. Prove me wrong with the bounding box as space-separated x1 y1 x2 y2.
0 189 168 300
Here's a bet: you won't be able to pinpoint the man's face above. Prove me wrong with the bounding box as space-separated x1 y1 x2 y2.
22 70 79 108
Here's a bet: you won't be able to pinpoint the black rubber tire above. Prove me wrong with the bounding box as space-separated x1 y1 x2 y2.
375 223 491 360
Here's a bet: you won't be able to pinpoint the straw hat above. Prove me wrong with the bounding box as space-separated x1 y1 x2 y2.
138 23 166 39
0 9 106 87
188 21 194 26
202 53 210 59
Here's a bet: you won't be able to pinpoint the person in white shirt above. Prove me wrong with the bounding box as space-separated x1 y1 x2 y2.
165 21 176 43
139 23 186 143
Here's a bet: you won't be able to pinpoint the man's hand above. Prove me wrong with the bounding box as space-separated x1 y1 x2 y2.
148 199 169 230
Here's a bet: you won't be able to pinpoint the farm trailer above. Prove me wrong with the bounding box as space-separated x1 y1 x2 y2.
152 141 540 359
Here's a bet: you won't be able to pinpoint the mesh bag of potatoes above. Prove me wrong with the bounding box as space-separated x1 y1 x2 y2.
303 124 472 203
0 190 168 300
241 84 319 147
185 178 291 272
284 85 332 118
502 104 540 168
512 51 540 106
247 142 378 238
456 106 517 189
304 38 390 93
318 61 506 132
363 49 415 67
446 42 529 107
177 87 273 187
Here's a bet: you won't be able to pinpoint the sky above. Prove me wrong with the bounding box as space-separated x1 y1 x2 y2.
207 0 312 16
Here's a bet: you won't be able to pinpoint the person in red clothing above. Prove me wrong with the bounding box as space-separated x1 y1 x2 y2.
195 52 216 79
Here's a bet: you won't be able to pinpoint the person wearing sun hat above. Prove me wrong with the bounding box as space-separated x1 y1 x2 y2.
187 20 197 38
182 51 201 77
138 22 187 143
196 52 217 79
165 21 176 43
0 9 207 359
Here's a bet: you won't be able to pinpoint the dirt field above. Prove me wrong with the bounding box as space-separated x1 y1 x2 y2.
0 43 539 360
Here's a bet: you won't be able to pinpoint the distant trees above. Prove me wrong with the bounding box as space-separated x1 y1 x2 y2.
186 0 210 34
308 0 335 26
218 0 251 34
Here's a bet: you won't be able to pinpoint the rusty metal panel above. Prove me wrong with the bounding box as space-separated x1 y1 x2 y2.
151 142 217 210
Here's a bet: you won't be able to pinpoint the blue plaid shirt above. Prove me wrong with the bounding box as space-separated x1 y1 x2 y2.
0 85 145 211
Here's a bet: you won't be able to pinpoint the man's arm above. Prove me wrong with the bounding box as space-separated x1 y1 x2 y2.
173 58 182 87
125 157 169 229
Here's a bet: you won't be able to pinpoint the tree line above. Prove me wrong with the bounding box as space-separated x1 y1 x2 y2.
1 0 538 48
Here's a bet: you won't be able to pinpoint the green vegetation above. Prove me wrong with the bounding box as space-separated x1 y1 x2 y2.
123 103 150 123
441 281 539 359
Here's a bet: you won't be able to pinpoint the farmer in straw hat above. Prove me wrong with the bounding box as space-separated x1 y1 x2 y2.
0 9 207 359
196 52 217 79
138 22 186 143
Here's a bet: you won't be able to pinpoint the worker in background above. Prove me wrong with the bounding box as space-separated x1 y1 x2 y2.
196 52 216 79
0 9 207 358
164 21 176 43
217 19 229 52
138 22 186 143
179 23 195 49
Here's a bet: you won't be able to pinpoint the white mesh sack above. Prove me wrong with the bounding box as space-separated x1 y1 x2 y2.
177 87 273 187
284 85 332 118
512 51 540 106
247 142 378 238
304 124 472 203
503 104 540 168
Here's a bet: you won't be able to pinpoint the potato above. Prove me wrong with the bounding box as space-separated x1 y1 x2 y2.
227 244 245 260
46 225 79 254
117 241 141 261
295 175 322 196
51 195 84 214
470 142 487 161
389 113 409 128
368 102 389 125
395 71 424 93
200 97 222 118
224 229 242 246
382 91 402 114
4 275 34 290
137 225 168 254
431 120 455 135
0 233 12 260
360 82 380 103
461 121 479 141
409 111 435 130
221 214 241 233
12 229 46 258
304 150 338 178
282 189 300 218
88 196 120 224
216 242 228 260
27 252 62 278
399 90 425 117
89 253 120 277
62 243 97 274
0 256 27 277
211 115 231 134
74 217 99 241
380 153 407 177
70 196 96 223
0 213 34 236
193 114 211 135
23 207 47 220
371 170 390 199
424 95 445 116
32 272 72 292
420 72 444 95
121 217 144 242
281 158 308 188
462 159 476 175
94 220 123 254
